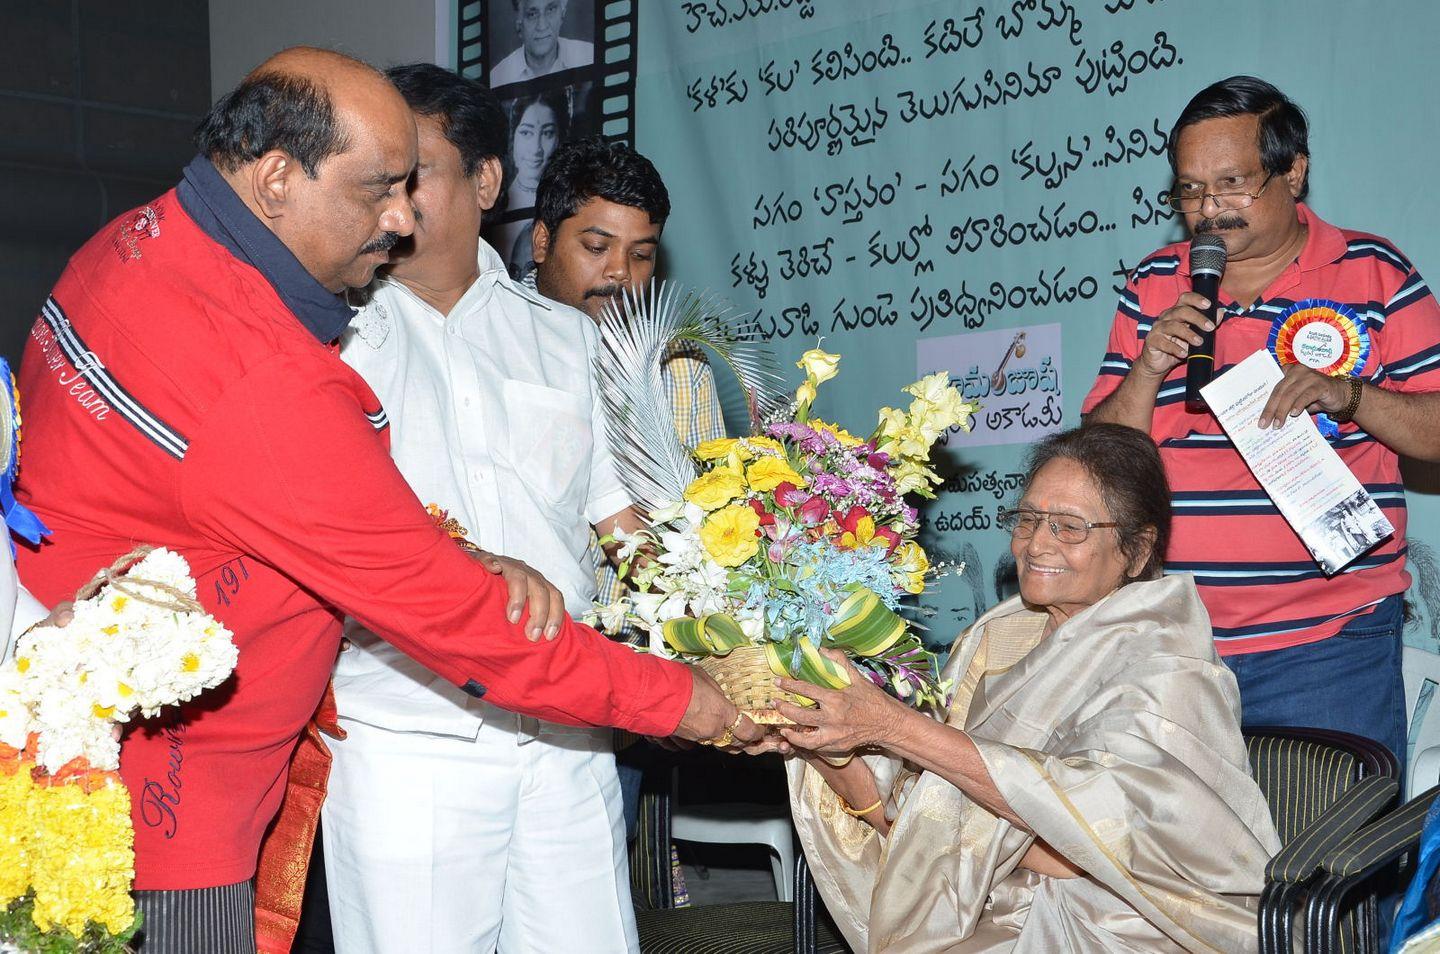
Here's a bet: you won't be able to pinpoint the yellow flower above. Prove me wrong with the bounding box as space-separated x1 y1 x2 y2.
903 373 978 441
876 405 906 438
742 436 785 455
892 541 930 595
28 774 135 937
892 458 942 497
745 456 805 492
0 763 36 905
699 506 762 567
683 469 747 511
796 346 841 384
838 514 882 550
795 378 817 407
693 437 745 461
903 370 955 405
874 407 927 459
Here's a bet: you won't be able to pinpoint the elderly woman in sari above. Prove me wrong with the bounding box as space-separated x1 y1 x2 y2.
771 424 1281 952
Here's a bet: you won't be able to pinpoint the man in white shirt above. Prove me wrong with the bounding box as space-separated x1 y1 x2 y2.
322 64 647 953
490 0 594 87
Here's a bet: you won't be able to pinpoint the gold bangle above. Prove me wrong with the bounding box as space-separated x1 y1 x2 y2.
839 795 883 818
821 753 854 767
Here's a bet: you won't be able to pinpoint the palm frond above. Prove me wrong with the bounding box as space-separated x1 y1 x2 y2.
595 281 788 515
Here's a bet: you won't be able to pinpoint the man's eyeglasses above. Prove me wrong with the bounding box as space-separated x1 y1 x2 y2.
1166 171 1275 214
996 507 1118 545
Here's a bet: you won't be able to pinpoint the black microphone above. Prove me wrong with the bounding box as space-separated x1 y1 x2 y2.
1184 235 1228 413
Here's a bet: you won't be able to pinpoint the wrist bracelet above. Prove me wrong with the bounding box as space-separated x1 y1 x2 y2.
839 795 884 818
821 753 854 767
1333 376 1364 424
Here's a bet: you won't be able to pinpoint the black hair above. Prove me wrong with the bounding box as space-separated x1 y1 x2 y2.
506 90 570 142
195 72 349 178
1022 424 1171 583
386 63 507 177
1169 75 1310 200
534 136 670 238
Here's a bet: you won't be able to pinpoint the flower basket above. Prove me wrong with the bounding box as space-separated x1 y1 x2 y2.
589 287 978 718
697 646 813 726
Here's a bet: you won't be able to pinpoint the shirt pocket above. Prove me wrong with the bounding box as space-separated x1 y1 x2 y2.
501 378 593 510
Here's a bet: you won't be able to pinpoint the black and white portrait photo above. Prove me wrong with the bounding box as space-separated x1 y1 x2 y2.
500 82 596 213
489 0 595 88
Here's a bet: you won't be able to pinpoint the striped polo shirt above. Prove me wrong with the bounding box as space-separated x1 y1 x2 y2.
1083 204 1440 655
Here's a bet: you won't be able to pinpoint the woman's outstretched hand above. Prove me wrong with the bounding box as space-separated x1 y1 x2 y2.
772 650 908 757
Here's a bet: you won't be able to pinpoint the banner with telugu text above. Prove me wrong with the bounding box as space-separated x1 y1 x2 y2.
627 0 1440 656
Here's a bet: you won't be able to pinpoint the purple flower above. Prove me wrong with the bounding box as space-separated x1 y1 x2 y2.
773 482 810 508
767 422 819 444
809 473 855 499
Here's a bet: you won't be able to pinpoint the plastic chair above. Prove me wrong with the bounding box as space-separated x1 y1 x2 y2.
670 767 798 902
1404 646 1440 800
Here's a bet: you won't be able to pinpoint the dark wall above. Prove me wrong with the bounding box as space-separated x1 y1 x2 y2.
0 1 210 363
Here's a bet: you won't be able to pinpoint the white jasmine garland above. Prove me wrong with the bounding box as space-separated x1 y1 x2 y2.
0 667 31 750
9 548 238 773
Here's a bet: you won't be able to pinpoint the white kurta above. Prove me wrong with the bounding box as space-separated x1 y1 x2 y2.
323 240 638 954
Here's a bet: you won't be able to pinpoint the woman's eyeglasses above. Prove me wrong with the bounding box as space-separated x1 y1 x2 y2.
996 507 1118 545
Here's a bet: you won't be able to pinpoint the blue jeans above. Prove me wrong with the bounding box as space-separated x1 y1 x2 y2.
1223 594 1408 769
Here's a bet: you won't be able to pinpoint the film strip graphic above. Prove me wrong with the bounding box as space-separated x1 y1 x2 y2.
456 1 638 143
458 1 640 279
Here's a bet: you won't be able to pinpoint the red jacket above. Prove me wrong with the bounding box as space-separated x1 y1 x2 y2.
15 168 691 889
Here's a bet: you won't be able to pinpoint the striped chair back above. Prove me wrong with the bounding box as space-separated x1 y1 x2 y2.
1246 727 1397 846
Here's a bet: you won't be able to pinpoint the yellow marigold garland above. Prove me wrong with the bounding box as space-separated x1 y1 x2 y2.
0 746 136 942
28 771 135 938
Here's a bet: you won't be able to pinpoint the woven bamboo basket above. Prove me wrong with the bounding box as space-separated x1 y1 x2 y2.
698 645 816 726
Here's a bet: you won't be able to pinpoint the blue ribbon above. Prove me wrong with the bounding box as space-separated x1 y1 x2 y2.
0 358 50 554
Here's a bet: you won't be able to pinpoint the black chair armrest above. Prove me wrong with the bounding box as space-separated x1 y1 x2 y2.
1302 786 1440 954
1265 775 1400 883
1321 784 1440 882
794 854 817 954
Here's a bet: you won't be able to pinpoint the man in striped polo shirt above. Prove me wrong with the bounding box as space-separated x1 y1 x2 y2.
1086 76 1440 765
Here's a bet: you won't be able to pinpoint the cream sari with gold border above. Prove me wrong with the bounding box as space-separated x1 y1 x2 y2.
787 574 1280 952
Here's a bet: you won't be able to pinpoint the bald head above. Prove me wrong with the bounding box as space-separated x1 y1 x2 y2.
195 46 418 294
249 45 382 83
200 47 407 178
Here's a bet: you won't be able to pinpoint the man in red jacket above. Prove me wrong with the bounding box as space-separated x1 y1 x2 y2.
15 47 756 952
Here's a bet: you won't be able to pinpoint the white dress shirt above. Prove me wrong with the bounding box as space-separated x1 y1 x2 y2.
490 38 595 86
333 240 631 738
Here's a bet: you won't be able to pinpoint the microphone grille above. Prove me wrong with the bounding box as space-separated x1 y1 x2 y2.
1189 235 1227 275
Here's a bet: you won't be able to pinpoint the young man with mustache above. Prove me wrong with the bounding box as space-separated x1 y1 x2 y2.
1085 76 1440 765
525 137 730 846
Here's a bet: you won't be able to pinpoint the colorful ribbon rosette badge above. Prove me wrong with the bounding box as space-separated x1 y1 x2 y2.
1267 298 1371 437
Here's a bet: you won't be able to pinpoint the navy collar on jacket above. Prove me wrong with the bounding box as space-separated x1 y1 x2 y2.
176 155 355 343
